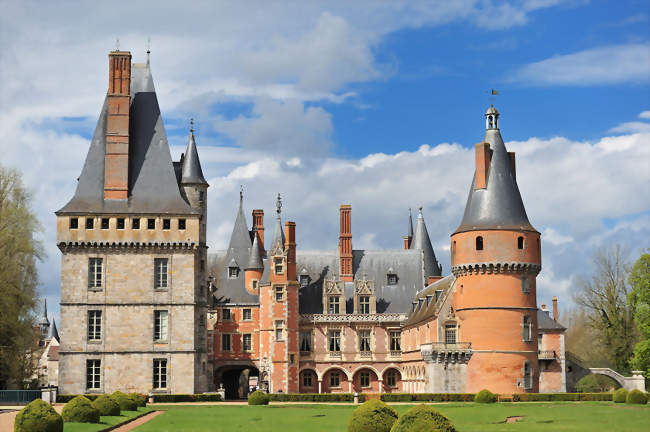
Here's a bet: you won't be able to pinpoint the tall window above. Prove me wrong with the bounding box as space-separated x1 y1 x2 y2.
274 257 283 274
222 309 231 321
329 330 341 353
359 296 370 314
445 324 457 345
243 334 252 352
359 330 371 353
132 218 140 229
154 310 168 342
300 331 312 352
523 361 533 389
88 258 103 289
386 370 397 387
88 311 102 341
328 296 340 314
360 371 370 387
153 359 167 389
162 219 171 230
178 219 186 230
518 236 524 249
275 286 284 302
154 258 168 289
147 218 156 230
522 316 532 342
243 308 252 321
476 236 484 250
221 334 231 351
390 331 401 352
329 371 340 387
275 321 284 341
86 218 94 229
86 359 101 390
70 217 78 229
302 371 313 387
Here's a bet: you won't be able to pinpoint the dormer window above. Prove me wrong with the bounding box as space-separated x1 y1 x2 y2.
228 266 239 279
359 296 370 314
387 273 398 285
435 290 442 301
299 275 310 287
328 296 340 314
274 257 284 275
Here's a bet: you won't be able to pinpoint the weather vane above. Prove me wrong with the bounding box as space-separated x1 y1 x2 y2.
486 88 499 104
116 38 120 51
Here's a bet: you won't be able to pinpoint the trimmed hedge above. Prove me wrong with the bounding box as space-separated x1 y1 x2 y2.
248 390 270 405
57 394 100 403
152 393 223 403
128 393 147 408
390 404 456 432
111 391 139 411
91 395 120 416
475 389 497 403
269 393 366 402
613 388 628 403
381 393 474 402
626 389 648 404
61 396 100 424
14 399 63 432
348 399 398 432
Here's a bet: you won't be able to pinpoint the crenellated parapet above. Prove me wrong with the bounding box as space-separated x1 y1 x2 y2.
421 342 473 364
57 241 200 252
451 261 541 277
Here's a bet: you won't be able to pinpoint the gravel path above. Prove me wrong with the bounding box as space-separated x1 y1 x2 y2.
111 410 164 431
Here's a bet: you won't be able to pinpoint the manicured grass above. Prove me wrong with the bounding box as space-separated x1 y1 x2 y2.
64 407 152 432
133 402 650 432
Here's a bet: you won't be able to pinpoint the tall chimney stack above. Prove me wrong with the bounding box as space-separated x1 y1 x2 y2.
284 221 296 281
474 142 491 190
552 296 559 322
339 205 353 282
252 209 265 256
104 50 132 200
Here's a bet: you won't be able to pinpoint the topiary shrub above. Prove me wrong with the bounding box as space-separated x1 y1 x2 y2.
111 391 139 411
14 399 63 432
626 389 649 404
613 388 628 403
390 404 456 432
61 395 100 423
474 389 497 403
248 390 270 405
347 399 398 432
128 393 147 408
91 394 121 416
576 374 619 393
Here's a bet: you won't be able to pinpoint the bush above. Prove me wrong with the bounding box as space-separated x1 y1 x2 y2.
61 395 100 424
14 399 63 432
268 393 358 402
151 393 223 403
390 404 456 432
111 391 139 411
348 399 398 432
412 393 474 402
248 390 270 405
626 389 649 404
475 389 497 403
576 374 619 393
128 393 147 407
91 395 120 416
57 394 100 403
613 388 628 403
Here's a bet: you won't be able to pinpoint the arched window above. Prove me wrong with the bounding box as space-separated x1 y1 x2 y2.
518 236 524 250
522 316 532 342
476 236 484 251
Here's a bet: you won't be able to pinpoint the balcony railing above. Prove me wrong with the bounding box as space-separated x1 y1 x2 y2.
421 342 472 364
428 342 472 350
538 350 557 360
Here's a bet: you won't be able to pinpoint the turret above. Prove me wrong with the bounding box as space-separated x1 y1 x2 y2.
403 208 414 249
451 106 541 393
410 206 442 284
38 299 50 339
181 119 209 243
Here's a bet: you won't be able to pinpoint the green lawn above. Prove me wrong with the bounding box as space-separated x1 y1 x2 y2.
133 402 650 432
64 407 152 432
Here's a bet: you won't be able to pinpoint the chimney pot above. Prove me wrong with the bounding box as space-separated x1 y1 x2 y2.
474 142 491 190
552 296 559 322
339 205 353 281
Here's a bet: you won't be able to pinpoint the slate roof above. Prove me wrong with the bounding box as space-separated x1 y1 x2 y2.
246 234 264 270
181 125 208 185
410 207 442 277
454 109 536 233
38 299 50 326
57 62 195 215
537 309 566 331
47 318 60 343
404 275 456 326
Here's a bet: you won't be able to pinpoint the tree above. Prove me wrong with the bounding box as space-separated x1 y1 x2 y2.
564 306 612 368
0 165 43 389
628 253 650 376
573 245 637 373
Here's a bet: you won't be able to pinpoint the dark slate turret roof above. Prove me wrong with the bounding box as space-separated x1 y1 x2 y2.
181 123 208 185
537 309 566 331
410 207 442 277
455 109 536 233
268 194 285 255
246 234 264 270
57 61 195 215
38 299 50 326
48 318 60 342
407 209 414 238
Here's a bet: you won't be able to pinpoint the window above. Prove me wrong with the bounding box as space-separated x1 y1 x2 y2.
88 258 103 289
476 236 484 250
387 274 398 285
359 330 371 353
329 371 340 387
198 190 205 203
390 331 401 352
86 359 101 390
386 370 397 387
243 308 252 321
86 218 94 229
88 311 102 341
521 276 530 294
101 218 109 229
153 359 167 389
251 280 258 291
445 324 457 345
154 258 168 289
299 275 310 287
518 236 524 249
302 371 313 387
243 334 252 352
117 218 125 229
275 286 284 302
132 218 140 229
290 354 295 364
163 219 171 230
222 309 231 321
328 296 340 314
228 266 239 279
275 321 284 341
300 331 312 352
360 371 370 387
178 219 186 230
523 361 533 389
148 218 156 230
435 290 442 301
221 334 231 351
274 257 283 274
70 217 78 229
522 316 532 342
329 330 341 353
359 296 370 314
154 310 168 342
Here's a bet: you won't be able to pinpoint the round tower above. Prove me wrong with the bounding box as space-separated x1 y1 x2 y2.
180 119 209 244
451 106 541 393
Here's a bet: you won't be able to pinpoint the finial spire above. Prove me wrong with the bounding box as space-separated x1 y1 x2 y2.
240 185 243 202
190 118 194 135
418 205 423 217
276 193 282 216
146 37 151 65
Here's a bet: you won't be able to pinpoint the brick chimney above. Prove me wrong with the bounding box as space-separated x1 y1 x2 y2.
252 209 265 255
339 205 353 282
284 221 296 281
474 142 491 190
403 236 411 250
104 50 132 200
552 296 559 322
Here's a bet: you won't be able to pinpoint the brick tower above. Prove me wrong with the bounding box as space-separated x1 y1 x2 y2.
451 106 541 393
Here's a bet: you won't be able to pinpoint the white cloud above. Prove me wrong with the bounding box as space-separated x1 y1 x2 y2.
510 43 650 85
638 110 650 119
609 121 650 134
542 228 573 246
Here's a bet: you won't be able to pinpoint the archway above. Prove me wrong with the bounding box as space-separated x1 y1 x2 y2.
215 365 260 400
299 369 318 393
382 368 402 393
352 367 380 393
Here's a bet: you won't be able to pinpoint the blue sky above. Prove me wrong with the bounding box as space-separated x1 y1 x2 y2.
0 0 649 324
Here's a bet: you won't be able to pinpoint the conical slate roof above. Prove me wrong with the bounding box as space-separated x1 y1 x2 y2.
181 122 208 185
38 299 50 326
269 194 285 254
48 318 60 342
246 234 264 270
407 208 414 238
410 207 442 277
455 109 536 233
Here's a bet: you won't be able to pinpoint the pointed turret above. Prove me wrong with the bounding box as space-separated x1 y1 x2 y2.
269 193 285 254
246 234 264 270
410 206 442 278
38 299 50 327
181 119 208 185
408 208 414 239
48 318 60 343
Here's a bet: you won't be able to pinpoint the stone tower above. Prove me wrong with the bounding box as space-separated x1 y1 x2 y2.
56 49 209 395
451 106 541 393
